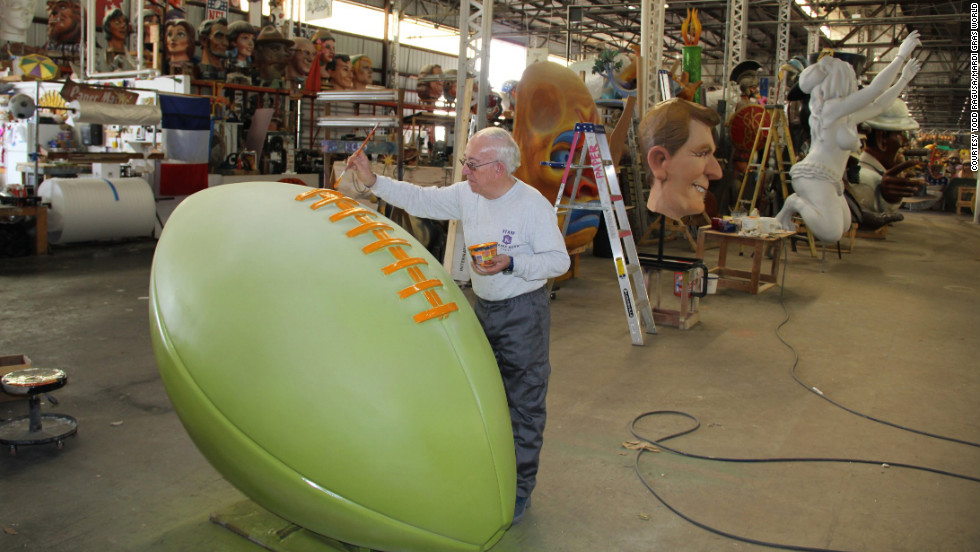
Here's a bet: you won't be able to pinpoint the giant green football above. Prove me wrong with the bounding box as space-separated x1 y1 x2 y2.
149 182 515 552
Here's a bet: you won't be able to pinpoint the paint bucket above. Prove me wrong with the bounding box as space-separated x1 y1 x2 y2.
707 273 719 294
468 242 498 268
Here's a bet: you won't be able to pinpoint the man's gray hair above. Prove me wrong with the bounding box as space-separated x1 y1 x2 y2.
474 127 522 174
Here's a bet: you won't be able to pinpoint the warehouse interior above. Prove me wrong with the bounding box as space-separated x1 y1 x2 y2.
1 211 977 551
1 0 978 550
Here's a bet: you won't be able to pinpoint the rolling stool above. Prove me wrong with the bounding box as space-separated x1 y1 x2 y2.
0 368 78 455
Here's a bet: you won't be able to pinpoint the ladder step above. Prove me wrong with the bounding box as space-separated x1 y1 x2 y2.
541 161 591 169
556 202 604 211
553 125 657 344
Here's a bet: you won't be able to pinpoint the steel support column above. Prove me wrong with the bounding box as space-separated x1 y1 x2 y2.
455 0 493 134
385 0 401 91
721 0 747 121
387 0 402 179
774 0 790 104
807 27 820 56
640 0 665 116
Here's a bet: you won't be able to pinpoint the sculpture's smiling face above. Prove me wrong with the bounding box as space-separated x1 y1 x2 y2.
654 120 723 219
234 32 254 58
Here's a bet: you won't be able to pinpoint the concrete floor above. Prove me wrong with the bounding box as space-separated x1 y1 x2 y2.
1 210 977 552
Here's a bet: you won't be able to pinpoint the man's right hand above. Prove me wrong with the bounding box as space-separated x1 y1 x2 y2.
348 151 378 188
880 159 924 204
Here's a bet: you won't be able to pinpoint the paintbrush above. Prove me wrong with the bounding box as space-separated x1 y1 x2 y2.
332 122 381 190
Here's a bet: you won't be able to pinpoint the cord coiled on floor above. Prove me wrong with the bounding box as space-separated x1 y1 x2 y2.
630 240 979 551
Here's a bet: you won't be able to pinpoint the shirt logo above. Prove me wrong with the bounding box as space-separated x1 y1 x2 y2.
501 229 514 245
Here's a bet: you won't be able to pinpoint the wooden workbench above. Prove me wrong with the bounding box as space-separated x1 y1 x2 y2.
695 226 792 294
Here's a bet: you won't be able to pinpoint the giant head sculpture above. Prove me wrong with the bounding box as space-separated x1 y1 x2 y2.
252 25 295 84
226 20 254 65
326 53 353 90
513 61 602 249
2 0 37 44
639 98 723 220
350 54 374 90
198 18 229 70
310 28 335 84
102 8 131 53
287 36 316 84
46 0 81 46
164 19 195 72
416 63 443 102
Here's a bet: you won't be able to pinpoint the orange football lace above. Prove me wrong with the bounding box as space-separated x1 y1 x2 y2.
295 188 458 323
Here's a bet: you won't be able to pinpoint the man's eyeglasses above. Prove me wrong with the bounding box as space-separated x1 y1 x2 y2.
459 158 498 171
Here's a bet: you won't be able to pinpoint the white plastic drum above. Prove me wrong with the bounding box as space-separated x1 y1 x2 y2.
37 178 156 244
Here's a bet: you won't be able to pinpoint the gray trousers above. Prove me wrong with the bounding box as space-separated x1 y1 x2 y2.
475 286 551 499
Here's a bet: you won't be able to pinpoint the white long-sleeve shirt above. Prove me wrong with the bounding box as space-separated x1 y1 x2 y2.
372 175 571 301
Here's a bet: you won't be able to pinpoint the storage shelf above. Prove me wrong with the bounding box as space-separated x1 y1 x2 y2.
316 90 399 102
317 116 400 128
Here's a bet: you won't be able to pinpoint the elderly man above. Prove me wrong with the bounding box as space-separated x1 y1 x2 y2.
640 98 724 220
851 99 924 228
252 25 294 88
197 18 229 80
349 127 570 526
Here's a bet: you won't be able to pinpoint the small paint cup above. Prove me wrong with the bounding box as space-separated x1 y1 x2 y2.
468 242 498 268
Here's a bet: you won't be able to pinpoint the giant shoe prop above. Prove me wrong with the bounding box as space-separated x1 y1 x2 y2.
149 182 516 552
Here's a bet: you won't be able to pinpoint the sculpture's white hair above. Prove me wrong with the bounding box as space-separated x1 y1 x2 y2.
799 56 858 134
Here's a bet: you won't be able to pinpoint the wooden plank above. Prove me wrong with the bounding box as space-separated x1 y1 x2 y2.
210 500 373 552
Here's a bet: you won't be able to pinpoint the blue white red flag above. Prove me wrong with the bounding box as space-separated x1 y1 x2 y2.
159 94 211 196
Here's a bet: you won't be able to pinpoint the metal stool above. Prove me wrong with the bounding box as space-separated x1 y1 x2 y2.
0 368 77 455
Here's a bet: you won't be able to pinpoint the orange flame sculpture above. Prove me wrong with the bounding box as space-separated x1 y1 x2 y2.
681 8 702 46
